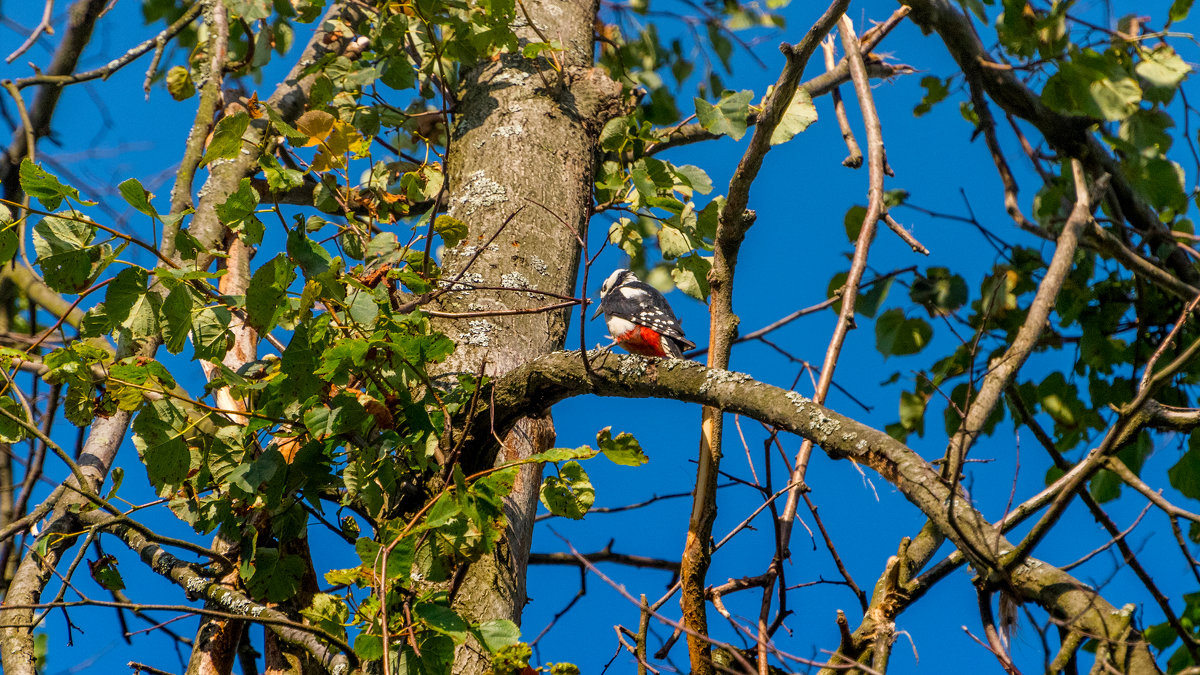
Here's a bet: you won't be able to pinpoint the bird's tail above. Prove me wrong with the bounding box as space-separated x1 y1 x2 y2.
665 337 692 359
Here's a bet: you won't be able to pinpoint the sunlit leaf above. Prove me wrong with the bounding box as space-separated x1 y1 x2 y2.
694 90 753 141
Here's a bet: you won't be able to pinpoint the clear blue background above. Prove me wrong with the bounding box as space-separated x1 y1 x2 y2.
1 0 1196 673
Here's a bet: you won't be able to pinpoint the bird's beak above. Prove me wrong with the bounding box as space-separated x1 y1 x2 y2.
590 302 603 320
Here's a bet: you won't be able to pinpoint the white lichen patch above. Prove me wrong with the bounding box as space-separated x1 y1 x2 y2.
508 103 524 114
808 410 840 440
206 157 236 172
452 170 508 216
784 390 811 410
494 124 524 137
698 368 752 394
184 575 208 594
458 319 496 346
439 272 485 292
501 271 530 289
618 355 648 378
494 69 531 85
530 256 549 275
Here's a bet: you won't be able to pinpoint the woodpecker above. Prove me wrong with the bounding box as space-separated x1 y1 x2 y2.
592 268 696 358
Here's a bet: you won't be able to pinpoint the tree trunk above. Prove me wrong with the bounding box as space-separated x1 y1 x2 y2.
431 1 621 671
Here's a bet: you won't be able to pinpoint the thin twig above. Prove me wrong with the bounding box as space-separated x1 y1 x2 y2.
6 2 55 64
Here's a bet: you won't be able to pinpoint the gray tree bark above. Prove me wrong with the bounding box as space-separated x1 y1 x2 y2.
431 1 621 672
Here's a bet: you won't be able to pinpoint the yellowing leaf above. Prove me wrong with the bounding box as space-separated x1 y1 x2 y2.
295 109 336 147
312 120 369 172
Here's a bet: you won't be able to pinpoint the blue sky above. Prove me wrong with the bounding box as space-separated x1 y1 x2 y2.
2 0 1198 673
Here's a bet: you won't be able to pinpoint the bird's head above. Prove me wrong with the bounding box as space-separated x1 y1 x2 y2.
592 268 637 319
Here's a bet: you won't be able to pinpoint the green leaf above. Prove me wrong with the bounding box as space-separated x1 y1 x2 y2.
599 116 630 152
242 547 305 602
300 593 349 642
1135 45 1190 90
1043 49 1142 121
106 267 160 339
118 178 159 219
89 556 125 591
914 76 950 117
0 397 29 443
528 446 597 464
192 306 233 360
396 634 456 675
132 398 192 489
898 391 926 437
1124 155 1187 213
672 164 713 196
161 284 195 354
346 287 379 325
875 309 933 357
843 205 867 242
354 633 384 661
1169 432 1200 499
287 228 333 281
671 253 711 300
20 159 87 210
539 461 594 519
64 385 95 426
246 254 297 335
475 619 521 653
414 602 470 644
394 269 430 294
215 178 263 246
201 112 251 166
694 90 754 141
165 65 195 100
434 215 468 248
0 209 16 268
910 267 968 316
597 427 648 466
769 87 817 145
32 213 103 293
1170 0 1194 22
260 153 305 193
1144 621 1178 652
522 40 562 59
658 224 693 260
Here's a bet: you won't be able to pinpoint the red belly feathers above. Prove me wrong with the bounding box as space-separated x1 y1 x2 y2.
617 326 668 357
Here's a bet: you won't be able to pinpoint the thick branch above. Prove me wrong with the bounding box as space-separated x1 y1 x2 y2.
468 350 1160 673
